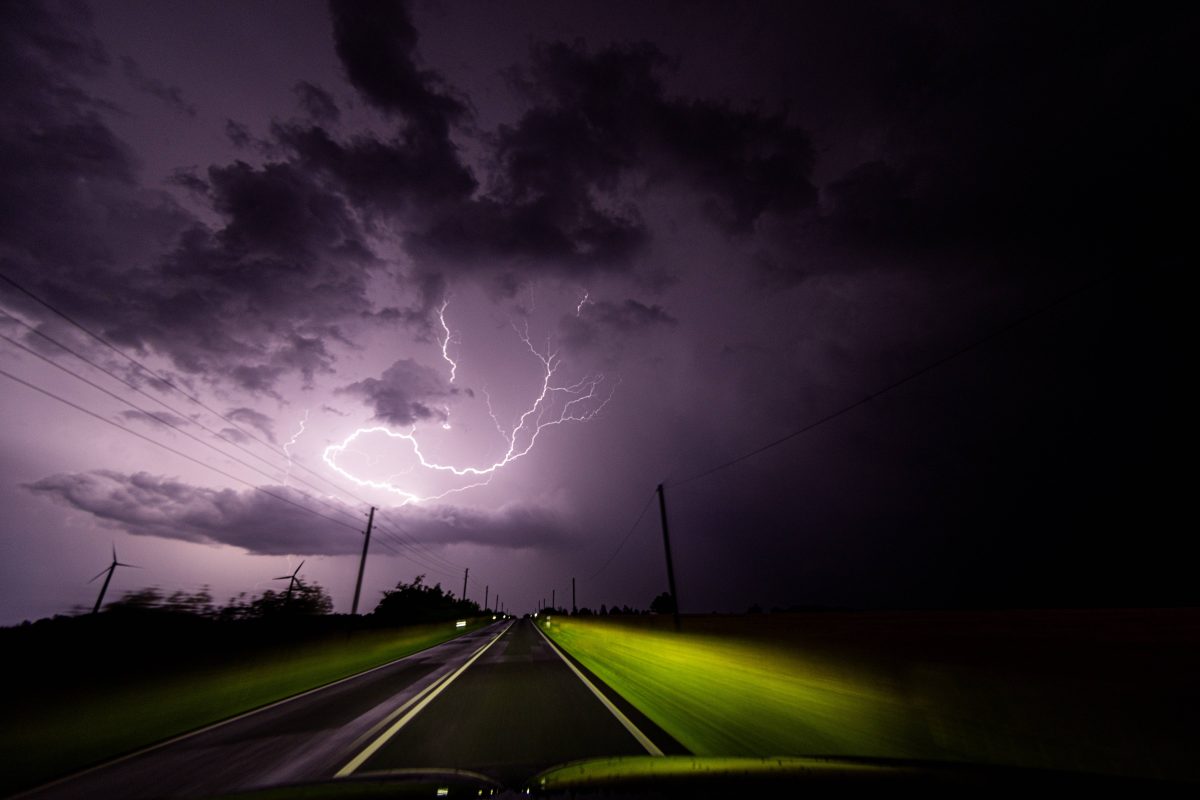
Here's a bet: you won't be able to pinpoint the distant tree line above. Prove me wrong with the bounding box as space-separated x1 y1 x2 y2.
72 573 488 626
91 582 335 620
542 591 676 617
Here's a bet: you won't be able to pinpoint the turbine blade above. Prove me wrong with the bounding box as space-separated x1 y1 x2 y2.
115 562 140 568
273 575 290 581
292 560 305 577
87 567 110 583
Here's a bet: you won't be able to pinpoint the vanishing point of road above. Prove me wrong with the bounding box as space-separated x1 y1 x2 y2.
19 618 686 798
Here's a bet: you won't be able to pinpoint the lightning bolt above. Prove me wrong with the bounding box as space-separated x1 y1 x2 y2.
323 301 617 506
438 299 457 383
576 290 591 316
281 409 309 486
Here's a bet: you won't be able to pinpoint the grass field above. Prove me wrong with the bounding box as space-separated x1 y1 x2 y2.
542 610 1200 783
1 618 489 795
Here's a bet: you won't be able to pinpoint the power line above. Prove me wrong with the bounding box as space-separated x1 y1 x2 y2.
1 310 294 480
374 529 461 578
372 504 471 570
668 276 1109 489
0 270 369 503
0 330 369 528
0 309 377 520
0 366 363 533
586 488 658 580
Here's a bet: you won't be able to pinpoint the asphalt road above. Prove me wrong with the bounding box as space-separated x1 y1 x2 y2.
353 618 669 784
20 619 683 798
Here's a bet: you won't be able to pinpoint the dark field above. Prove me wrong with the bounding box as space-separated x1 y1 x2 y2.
0 614 490 795
543 608 1200 783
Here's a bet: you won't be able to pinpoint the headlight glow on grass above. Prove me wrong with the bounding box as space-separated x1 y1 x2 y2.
543 617 925 759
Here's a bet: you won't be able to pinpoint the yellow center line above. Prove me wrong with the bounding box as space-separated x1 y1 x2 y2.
535 622 664 757
335 621 513 777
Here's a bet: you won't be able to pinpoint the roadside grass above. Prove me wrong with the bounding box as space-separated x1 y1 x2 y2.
1 619 489 795
541 611 1200 783
542 615 931 759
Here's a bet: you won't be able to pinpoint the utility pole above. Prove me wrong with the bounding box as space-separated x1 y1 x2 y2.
657 483 681 631
552 589 556 612
495 594 500 615
462 568 469 603
572 577 576 614
484 585 489 612
351 506 376 615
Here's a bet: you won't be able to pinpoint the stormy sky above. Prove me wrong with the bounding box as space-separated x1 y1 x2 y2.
0 0 1192 623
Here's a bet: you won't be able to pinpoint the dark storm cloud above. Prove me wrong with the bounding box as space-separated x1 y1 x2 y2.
120 56 196 117
328 0 467 130
24 470 569 554
396 503 573 551
224 119 251 148
587 299 676 331
101 158 379 394
293 80 340 123
166 167 209 195
0 1 139 249
218 427 251 444
225 407 276 443
0 4 392 396
409 37 816 280
273 121 477 217
559 298 677 354
337 358 451 426
24 470 367 555
291 3 816 293
118 410 191 428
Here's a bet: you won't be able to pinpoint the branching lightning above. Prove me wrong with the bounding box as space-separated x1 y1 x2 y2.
282 408 309 486
324 300 617 505
438 300 458 383
576 290 591 316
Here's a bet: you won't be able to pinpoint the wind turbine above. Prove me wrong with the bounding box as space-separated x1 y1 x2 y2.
89 545 140 614
273 560 305 603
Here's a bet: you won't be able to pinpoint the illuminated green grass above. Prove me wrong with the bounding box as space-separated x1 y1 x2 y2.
534 755 896 790
1 620 488 795
541 616 933 759
542 612 1200 784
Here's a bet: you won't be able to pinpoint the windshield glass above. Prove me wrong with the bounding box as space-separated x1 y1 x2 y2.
1 1 1193 797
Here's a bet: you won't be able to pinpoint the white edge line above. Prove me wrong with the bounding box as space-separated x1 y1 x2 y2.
535 622 664 756
11 622 502 800
335 621 513 777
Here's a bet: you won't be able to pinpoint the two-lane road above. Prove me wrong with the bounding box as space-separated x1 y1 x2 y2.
21 619 683 798
347 617 667 784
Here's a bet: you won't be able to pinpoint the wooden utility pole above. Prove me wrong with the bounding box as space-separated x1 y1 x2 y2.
656 483 681 631
484 584 489 612
552 589 556 612
462 568 469 602
351 506 376 615
572 577 576 614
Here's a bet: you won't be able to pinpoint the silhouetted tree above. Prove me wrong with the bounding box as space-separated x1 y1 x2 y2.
650 592 677 614
373 574 480 625
220 582 333 619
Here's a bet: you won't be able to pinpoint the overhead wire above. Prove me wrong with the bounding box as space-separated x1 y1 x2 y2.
374 515 469 572
667 275 1111 489
0 366 363 533
0 270 377 504
586 488 658 580
0 329 372 528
